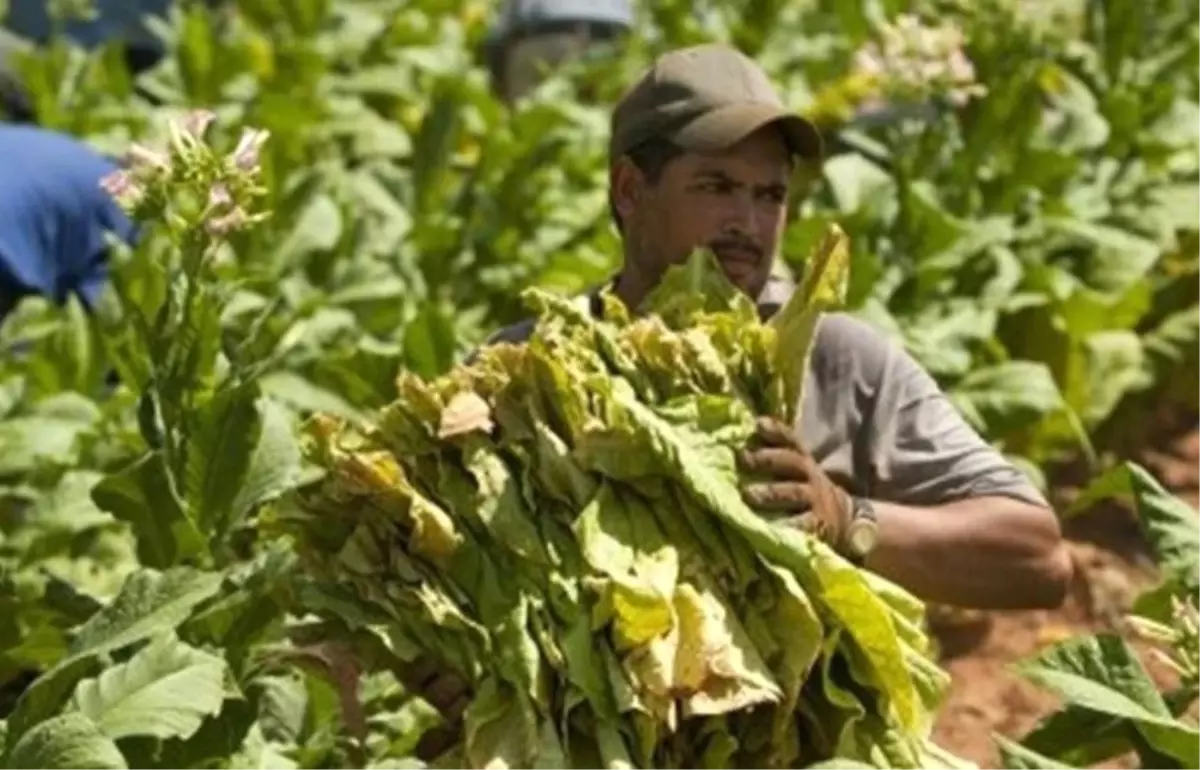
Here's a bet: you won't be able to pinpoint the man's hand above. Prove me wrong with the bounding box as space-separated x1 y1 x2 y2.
739 416 854 549
397 655 471 761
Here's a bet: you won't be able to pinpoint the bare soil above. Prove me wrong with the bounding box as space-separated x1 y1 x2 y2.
929 412 1199 768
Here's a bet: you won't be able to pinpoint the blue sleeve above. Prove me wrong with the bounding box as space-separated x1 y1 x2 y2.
0 126 138 311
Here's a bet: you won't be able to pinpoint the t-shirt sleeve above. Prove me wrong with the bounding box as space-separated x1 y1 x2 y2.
846 318 1049 509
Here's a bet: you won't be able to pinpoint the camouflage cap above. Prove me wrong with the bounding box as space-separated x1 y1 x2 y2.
610 43 823 163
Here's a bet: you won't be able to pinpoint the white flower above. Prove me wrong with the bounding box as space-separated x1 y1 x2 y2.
124 143 170 172
229 128 270 172
849 15 986 107
208 182 233 209
178 108 217 141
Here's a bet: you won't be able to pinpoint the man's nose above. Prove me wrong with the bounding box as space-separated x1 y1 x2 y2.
722 191 757 236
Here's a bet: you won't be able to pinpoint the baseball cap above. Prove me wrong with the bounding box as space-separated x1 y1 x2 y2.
610 43 823 163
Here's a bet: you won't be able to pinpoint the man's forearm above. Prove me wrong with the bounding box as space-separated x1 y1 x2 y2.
862 495 1072 610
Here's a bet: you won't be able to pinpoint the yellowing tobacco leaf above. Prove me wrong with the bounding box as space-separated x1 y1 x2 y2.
672 581 782 717
439 390 495 439
769 223 850 422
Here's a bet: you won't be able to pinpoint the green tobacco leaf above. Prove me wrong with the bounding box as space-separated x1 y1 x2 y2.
181 544 295 654
1020 704 1132 766
1015 633 1199 765
771 224 850 422
993 734 1075 769
230 397 302 522
1144 304 1200 366
5 569 223 750
948 360 1064 431
258 371 366 422
463 678 538 770
642 249 745 325
823 153 895 215
403 301 460 381
70 634 227 741
410 80 462 214
1081 331 1152 425
3 656 102 755
1066 462 1198 596
70 568 224 659
5 712 127 770
1044 217 1161 294
186 384 263 541
136 695 256 770
92 451 205 569
0 415 94 477
256 674 308 745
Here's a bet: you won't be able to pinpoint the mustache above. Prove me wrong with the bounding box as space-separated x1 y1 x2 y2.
708 238 764 261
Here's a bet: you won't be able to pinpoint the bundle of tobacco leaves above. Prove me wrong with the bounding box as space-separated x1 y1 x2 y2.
285 227 973 769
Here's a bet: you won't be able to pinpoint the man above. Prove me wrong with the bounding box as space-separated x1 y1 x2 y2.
409 43 1073 754
484 0 633 101
0 125 137 322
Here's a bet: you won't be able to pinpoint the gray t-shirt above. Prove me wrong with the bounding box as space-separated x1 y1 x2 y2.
479 278 1048 509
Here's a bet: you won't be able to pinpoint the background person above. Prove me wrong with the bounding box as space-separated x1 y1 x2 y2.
0 124 138 322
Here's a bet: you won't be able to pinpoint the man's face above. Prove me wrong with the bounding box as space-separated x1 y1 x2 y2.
614 126 793 301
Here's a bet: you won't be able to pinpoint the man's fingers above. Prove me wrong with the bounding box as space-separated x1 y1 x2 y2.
406 655 439 688
782 512 820 535
754 416 803 450
398 657 471 721
426 673 470 716
414 723 461 763
739 447 809 480
742 481 812 511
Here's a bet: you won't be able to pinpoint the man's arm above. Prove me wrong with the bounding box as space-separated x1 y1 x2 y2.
865 495 1071 610
743 315 1073 611
852 318 1072 610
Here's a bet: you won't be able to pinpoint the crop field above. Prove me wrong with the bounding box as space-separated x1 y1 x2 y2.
0 1 1196 768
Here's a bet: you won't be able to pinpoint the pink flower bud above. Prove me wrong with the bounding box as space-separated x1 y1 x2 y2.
205 207 248 236
99 170 143 208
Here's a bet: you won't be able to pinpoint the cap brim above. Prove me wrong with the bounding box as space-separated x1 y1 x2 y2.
670 102 823 161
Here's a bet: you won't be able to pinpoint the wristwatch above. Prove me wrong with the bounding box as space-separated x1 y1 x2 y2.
843 496 879 564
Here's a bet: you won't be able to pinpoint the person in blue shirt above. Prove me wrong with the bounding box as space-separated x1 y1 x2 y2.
0 124 138 322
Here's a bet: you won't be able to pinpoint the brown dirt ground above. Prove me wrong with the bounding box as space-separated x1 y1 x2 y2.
929 412 1200 768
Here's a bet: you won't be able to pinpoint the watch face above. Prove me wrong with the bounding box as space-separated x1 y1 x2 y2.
847 521 878 557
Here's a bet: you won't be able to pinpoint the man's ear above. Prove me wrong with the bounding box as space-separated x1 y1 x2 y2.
610 156 645 225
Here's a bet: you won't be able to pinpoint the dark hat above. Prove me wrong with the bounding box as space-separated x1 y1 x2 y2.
610 43 823 163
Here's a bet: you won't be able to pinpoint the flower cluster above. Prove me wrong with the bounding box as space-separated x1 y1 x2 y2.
1128 597 1199 691
850 14 987 108
99 109 271 239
